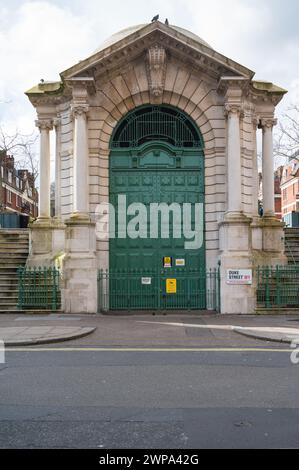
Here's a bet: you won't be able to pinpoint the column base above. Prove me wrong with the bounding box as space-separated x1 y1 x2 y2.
219 212 255 314
62 218 97 314
251 216 263 251
261 216 288 265
27 218 66 268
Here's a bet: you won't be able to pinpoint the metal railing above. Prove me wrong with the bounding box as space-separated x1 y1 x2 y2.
256 265 299 308
18 267 61 311
98 268 220 313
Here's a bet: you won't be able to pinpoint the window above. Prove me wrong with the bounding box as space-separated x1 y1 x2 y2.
7 189 11 204
8 172 12 184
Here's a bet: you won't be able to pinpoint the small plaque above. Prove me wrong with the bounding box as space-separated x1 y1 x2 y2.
166 279 177 294
176 259 185 267
141 277 152 285
163 257 172 268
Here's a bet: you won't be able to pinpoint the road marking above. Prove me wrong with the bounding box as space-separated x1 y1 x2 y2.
138 320 299 336
4 347 292 353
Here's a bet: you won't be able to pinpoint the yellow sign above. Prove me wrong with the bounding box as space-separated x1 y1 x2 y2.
166 278 177 294
163 257 172 268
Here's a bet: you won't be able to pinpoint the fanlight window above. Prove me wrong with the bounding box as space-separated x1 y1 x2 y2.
111 106 203 149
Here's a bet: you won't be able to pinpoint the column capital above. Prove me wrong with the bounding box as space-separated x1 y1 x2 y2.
260 118 277 130
71 104 89 119
35 119 53 131
53 117 61 128
224 103 244 118
252 114 260 129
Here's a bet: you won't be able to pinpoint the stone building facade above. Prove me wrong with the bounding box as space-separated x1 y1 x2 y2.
26 22 287 314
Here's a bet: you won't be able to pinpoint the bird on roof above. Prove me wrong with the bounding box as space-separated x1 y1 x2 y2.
165 18 169 25
151 14 159 22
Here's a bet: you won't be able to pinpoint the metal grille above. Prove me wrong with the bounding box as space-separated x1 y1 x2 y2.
111 106 203 149
18 267 61 311
98 268 220 312
256 265 299 308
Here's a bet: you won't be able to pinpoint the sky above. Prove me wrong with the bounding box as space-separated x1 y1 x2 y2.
0 0 299 137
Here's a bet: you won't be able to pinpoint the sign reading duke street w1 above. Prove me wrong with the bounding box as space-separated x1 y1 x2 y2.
226 269 253 285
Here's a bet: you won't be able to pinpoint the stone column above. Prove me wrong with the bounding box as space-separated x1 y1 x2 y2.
27 119 55 267
225 103 242 215
251 116 263 252
72 105 89 219
54 117 61 219
259 118 287 264
252 117 259 217
261 118 277 217
35 119 53 220
219 102 254 314
63 101 97 313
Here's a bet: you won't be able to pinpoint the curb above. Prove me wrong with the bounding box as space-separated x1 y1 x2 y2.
2 327 96 346
233 328 298 345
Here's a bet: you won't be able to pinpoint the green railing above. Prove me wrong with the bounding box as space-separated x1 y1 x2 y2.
256 265 299 308
98 268 220 313
18 267 61 311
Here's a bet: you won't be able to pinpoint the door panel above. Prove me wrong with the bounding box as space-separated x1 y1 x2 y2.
109 143 205 309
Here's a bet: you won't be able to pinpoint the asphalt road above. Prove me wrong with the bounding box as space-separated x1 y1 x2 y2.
0 347 298 449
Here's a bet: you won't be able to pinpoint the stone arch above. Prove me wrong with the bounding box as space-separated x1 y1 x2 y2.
98 91 217 153
93 89 222 270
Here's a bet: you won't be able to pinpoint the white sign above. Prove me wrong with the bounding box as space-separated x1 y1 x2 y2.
141 277 152 285
226 269 252 285
175 259 185 267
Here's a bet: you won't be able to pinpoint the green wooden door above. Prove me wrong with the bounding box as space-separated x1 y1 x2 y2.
108 105 205 310
109 143 205 309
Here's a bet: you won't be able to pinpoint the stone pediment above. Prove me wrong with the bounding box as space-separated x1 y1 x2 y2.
61 21 254 82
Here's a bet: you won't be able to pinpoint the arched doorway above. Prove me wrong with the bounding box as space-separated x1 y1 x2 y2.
108 105 205 310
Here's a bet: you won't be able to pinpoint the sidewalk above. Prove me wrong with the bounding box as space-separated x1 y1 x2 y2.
0 312 299 347
0 325 96 346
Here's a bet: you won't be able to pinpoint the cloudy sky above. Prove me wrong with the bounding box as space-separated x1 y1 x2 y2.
0 0 299 134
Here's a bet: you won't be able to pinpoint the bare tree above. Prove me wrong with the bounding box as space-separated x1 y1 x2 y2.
0 125 39 181
274 104 299 163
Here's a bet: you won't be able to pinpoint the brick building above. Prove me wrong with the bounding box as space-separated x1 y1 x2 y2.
281 159 299 226
274 166 283 220
0 150 38 220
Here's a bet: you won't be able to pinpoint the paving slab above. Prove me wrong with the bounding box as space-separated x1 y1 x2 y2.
0 326 96 346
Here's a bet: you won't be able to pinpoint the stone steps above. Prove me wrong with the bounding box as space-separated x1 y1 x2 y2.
285 228 299 265
0 229 29 312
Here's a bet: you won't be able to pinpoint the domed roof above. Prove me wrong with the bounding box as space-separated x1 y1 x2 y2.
94 23 212 54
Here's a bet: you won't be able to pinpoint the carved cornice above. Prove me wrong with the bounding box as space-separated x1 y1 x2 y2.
146 44 167 103
218 76 250 95
61 23 254 82
35 119 53 131
65 77 96 95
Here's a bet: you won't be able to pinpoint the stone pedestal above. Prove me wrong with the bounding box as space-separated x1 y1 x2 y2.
261 216 288 265
27 218 66 267
251 217 263 251
62 216 97 314
219 213 255 314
